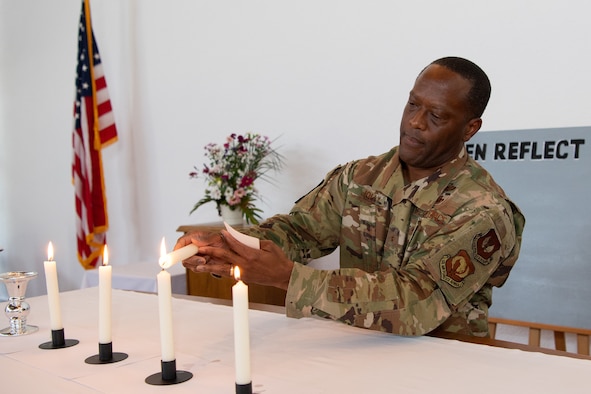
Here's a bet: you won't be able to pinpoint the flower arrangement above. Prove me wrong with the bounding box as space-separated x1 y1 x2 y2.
189 132 283 224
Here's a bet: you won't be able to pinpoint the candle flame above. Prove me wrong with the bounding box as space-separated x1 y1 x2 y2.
47 241 54 261
233 266 240 281
102 245 109 266
159 237 167 268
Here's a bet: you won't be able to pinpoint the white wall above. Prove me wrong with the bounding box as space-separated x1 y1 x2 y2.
1 0 590 313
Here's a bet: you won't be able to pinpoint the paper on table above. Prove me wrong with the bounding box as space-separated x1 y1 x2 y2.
224 222 260 250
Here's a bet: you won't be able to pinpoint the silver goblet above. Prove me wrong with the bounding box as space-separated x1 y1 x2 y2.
0 271 39 336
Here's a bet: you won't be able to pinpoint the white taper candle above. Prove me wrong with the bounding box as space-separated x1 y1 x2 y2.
157 269 175 362
98 246 112 344
159 244 199 269
43 242 63 330
232 266 251 384
158 237 175 362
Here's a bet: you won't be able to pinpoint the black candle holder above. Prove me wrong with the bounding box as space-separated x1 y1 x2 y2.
236 382 253 394
145 359 193 385
39 328 79 349
84 342 128 364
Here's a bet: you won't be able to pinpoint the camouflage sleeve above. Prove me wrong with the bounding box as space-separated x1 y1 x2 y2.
421 207 517 307
285 206 517 336
285 263 452 336
244 164 349 263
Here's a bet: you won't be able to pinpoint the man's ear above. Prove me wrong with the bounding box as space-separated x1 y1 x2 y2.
464 118 482 142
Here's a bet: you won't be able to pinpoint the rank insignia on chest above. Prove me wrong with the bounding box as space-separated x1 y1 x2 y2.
472 229 501 265
440 250 475 288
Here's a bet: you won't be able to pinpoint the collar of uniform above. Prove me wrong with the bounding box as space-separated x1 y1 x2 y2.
379 146 469 210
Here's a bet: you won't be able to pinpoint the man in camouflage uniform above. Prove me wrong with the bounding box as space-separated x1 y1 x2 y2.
176 56 525 337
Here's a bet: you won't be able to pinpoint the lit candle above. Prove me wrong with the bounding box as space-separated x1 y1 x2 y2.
158 237 175 362
43 242 63 330
232 266 251 385
159 244 198 269
98 245 112 344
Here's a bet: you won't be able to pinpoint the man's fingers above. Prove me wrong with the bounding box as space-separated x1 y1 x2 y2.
173 231 224 251
198 244 240 263
182 255 208 266
195 262 233 278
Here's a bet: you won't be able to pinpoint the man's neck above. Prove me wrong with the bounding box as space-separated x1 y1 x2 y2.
401 146 467 184
401 163 437 184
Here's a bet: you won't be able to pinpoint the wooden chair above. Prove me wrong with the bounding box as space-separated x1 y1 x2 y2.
488 316 591 356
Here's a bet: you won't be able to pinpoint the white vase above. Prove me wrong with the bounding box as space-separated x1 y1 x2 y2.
220 205 243 226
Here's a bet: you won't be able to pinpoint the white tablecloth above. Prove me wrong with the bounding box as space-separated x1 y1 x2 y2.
1 288 590 393
80 262 186 294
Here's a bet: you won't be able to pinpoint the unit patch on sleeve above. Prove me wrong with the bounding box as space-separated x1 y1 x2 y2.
440 250 475 288
472 229 501 265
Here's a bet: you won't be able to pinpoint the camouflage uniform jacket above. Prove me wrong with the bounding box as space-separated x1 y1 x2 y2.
246 146 525 337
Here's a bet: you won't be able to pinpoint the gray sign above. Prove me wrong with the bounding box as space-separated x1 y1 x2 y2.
467 126 590 328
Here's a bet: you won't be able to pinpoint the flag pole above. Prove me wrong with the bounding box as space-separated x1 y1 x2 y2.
83 0 101 150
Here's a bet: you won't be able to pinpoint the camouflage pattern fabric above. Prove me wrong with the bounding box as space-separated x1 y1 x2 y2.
245 146 525 337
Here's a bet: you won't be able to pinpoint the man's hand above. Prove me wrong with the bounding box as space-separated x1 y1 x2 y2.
178 230 294 290
174 231 225 268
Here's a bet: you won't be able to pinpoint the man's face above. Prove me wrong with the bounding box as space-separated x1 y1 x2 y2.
399 64 481 176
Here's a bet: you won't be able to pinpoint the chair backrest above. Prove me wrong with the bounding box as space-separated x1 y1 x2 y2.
488 316 591 356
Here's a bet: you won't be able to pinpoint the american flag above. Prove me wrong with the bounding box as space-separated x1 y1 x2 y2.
72 0 118 269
